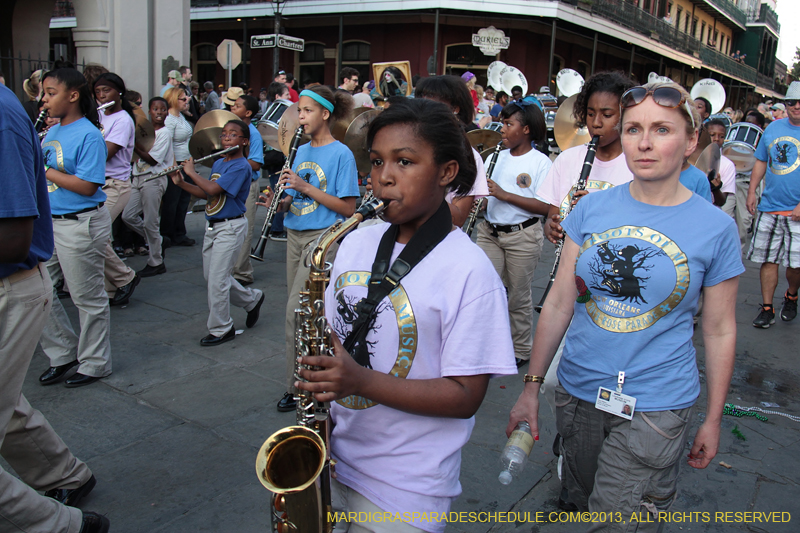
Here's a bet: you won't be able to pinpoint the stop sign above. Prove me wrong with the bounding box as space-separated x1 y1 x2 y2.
217 39 242 70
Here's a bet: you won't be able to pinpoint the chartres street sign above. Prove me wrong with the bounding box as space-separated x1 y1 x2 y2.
251 34 305 52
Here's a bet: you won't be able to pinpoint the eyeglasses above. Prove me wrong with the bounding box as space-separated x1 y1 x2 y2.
219 133 244 140
784 100 800 107
621 86 696 130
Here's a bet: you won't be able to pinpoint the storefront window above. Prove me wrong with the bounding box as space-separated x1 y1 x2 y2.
299 42 325 86
342 41 370 85
444 43 495 89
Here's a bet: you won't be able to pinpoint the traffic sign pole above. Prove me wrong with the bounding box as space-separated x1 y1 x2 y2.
227 41 232 89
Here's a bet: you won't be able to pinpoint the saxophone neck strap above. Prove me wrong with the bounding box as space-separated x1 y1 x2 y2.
343 200 453 365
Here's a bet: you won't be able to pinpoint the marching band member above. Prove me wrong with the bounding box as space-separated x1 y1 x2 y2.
476 100 551 367
168 120 265 346
38 67 113 388
706 117 737 212
296 99 516 532
258 85 360 412
122 96 174 276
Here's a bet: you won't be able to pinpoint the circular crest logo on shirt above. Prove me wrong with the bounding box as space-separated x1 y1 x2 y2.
577 225 690 333
516 173 532 188
332 271 418 410
559 180 615 218
768 136 800 176
290 161 328 216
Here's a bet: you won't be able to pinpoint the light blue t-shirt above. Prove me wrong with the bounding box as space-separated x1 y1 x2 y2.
206 156 252 221
754 118 800 212
285 140 359 231
247 123 264 181
42 118 107 215
679 165 713 203
559 184 744 411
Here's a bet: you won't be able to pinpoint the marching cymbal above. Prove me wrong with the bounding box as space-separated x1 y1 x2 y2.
257 121 281 151
195 109 238 132
467 129 502 152
553 95 590 151
694 142 721 179
688 129 711 166
131 106 155 162
343 109 381 174
189 126 225 167
277 103 311 156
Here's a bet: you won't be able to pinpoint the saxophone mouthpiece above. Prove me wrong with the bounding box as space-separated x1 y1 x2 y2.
355 197 388 221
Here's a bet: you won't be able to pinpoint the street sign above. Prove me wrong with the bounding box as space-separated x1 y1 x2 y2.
251 34 276 49
216 39 242 70
277 35 304 52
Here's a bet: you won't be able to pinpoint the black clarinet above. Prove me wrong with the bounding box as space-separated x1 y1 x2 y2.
250 126 304 261
33 109 47 132
464 141 503 237
534 135 599 313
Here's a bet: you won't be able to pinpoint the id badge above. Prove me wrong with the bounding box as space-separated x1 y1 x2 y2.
595 387 636 420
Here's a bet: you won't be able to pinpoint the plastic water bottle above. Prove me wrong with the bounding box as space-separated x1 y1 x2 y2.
498 421 534 485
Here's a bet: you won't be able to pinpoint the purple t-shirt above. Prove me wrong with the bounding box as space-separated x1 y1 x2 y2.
100 109 135 181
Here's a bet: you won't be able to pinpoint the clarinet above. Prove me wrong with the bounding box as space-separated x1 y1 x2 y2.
464 141 503 237
250 126 304 261
33 109 47 132
534 135 599 313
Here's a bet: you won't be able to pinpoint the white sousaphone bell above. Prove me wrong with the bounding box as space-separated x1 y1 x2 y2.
556 69 584 98
487 61 507 92
690 78 726 115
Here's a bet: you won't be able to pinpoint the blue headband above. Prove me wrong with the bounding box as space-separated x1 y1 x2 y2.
300 89 334 113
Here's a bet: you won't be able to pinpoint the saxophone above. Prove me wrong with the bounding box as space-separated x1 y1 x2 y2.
256 196 388 533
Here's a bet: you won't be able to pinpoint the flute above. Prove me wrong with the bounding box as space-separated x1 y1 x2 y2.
142 146 238 183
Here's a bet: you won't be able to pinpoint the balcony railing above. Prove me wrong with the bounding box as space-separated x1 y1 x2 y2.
757 72 774 91
704 0 747 28
748 3 780 34
698 46 756 83
192 0 265 5
53 0 75 17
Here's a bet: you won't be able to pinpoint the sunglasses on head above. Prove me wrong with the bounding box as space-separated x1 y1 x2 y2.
784 99 800 107
621 86 696 130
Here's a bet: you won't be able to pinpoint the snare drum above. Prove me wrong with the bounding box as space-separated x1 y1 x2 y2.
259 100 290 129
722 142 757 173
707 113 732 131
485 121 503 133
725 122 763 150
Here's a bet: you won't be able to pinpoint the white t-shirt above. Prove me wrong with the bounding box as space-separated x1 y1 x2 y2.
352 92 375 108
445 147 489 204
485 148 551 225
165 113 193 161
326 223 517 533
100 109 135 181
535 144 634 217
720 155 736 195
132 127 175 177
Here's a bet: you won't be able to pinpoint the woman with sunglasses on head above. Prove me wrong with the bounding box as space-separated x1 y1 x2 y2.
38 68 113 388
257 85 360 411
168 120 264 346
160 87 195 248
476 100 550 368
508 82 743 526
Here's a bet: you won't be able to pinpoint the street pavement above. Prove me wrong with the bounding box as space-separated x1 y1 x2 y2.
5 196 800 533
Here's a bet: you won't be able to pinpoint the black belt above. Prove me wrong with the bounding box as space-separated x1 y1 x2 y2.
488 216 540 236
52 202 104 220
207 214 244 228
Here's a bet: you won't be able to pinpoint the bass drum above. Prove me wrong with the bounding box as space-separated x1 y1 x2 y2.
205 173 226 216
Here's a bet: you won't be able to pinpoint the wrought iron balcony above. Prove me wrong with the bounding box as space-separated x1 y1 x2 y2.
703 0 747 28
748 3 780 35
698 46 756 84
53 0 75 17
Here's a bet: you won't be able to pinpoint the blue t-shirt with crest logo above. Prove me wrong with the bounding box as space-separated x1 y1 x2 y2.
205 156 251 221
559 183 743 411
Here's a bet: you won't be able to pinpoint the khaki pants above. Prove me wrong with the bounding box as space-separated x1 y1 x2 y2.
102 178 136 295
555 384 693 531
233 180 260 283
284 227 339 390
734 178 759 252
202 217 262 336
1 265 90 533
332 479 425 532
476 220 543 360
122 175 167 267
41 207 113 377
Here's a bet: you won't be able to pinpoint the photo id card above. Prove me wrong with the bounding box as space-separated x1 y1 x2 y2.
595 387 636 420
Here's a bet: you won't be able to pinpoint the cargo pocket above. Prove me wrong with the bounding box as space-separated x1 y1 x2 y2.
554 384 579 440
627 408 691 469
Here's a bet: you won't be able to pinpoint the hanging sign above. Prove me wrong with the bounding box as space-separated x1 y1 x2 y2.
472 26 510 56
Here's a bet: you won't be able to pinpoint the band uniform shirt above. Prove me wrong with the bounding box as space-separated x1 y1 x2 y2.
754 118 800 212
99 109 135 181
326 223 516 532
484 148 551 225
719 155 736 195
164 113 193 162
42 117 108 215
204 157 252 221
284 140 359 231
247 123 264 181
679 165 713 203
559 184 743 411
0 84 53 278
535 144 634 218
132 127 174 178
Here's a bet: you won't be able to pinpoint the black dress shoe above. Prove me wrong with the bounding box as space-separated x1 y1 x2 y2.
277 392 297 412
110 274 140 307
246 292 265 328
137 263 166 277
80 511 110 533
174 236 196 246
45 475 96 507
200 327 235 346
515 357 529 368
39 360 79 386
65 373 101 388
